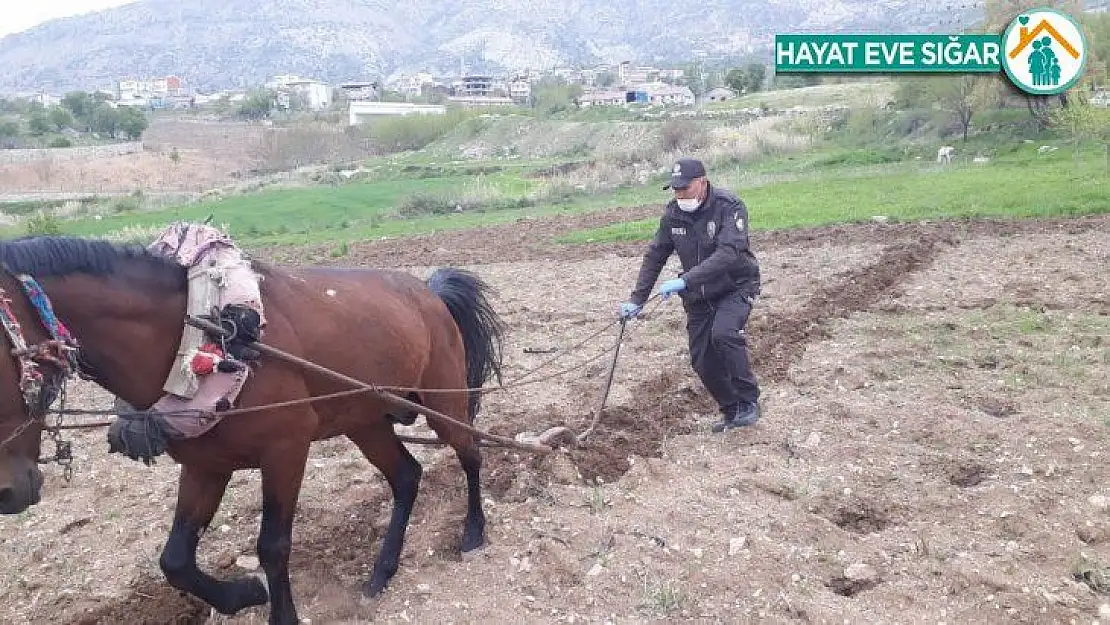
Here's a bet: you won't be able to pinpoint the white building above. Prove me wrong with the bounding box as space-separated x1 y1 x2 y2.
617 62 659 86
348 101 446 125
266 75 332 111
508 80 531 104
388 72 436 97
578 90 627 107
19 91 62 107
118 76 185 103
641 83 695 105
339 82 379 102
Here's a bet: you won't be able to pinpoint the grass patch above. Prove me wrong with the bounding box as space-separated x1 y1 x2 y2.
0 196 102 216
557 147 1108 244
6 173 538 247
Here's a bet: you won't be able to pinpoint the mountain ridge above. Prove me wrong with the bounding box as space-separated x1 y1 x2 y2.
0 0 989 94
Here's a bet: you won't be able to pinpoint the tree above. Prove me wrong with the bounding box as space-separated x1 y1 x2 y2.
48 106 74 132
237 89 276 120
533 82 582 116
682 62 707 98
929 76 985 141
743 63 767 93
0 119 19 146
27 110 50 136
116 107 149 140
1051 101 1110 167
90 105 120 138
724 68 745 94
61 91 94 122
1081 13 1110 90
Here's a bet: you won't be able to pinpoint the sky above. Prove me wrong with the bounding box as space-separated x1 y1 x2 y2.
0 0 137 38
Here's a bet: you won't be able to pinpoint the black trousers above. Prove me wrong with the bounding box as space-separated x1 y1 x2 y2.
684 291 760 413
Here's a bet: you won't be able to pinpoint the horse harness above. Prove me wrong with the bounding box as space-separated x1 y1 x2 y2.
0 270 81 481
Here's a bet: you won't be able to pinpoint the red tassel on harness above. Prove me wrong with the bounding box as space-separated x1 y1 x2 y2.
189 343 226 375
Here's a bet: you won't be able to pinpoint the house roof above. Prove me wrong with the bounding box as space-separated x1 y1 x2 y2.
1009 19 1081 59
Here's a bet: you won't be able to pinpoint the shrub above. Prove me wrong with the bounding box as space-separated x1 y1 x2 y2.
660 119 708 152
362 109 474 153
24 212 62 236
397 193 457 217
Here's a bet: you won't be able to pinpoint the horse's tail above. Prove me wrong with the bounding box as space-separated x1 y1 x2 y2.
426 267 506 422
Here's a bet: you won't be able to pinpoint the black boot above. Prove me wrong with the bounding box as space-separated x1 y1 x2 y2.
711 402 761 433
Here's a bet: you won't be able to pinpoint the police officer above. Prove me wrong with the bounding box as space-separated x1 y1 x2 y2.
620 158 762 432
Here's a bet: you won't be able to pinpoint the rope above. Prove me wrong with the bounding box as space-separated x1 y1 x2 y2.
370 293 664 395
32 294 671 454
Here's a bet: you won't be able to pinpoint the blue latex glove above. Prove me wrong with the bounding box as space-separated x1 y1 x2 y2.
619 302 642 319
658 278 686 300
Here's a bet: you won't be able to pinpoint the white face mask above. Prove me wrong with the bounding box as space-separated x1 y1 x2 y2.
676 197 701 212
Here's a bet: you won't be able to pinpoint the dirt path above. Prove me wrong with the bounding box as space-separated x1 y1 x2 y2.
1 215 1108 624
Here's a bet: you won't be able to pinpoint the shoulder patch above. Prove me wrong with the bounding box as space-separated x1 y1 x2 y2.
734 211 745 232
707 221 716 238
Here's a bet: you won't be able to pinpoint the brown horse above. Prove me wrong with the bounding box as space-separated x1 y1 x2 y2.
0 234 506 625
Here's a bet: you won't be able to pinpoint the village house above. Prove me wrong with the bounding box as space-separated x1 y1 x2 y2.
389 72 436 97
576 82 695 107
116 75 187 107
348 101 446 125
265 75 332 111
577 89 628 107
457 75 494 97
339 81 379 102
508 79 531 104
636 83 696 105
617 62 660 86
658 68 686 82
17 91 62 107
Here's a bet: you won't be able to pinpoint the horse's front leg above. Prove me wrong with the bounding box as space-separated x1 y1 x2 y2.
159 466 269 615
256 442 311 625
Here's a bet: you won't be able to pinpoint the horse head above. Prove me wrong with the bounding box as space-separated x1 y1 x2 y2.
0 269 60 514
0 235 188 512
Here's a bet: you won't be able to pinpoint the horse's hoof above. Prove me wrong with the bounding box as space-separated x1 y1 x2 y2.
461 531 486 554
216 576 269 615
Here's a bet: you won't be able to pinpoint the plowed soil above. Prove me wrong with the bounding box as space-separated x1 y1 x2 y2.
1 212 1108 625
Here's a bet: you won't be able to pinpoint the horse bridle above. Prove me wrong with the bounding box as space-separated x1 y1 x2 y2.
0 266 81 479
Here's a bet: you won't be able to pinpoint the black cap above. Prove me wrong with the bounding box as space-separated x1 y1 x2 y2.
663 158 706 190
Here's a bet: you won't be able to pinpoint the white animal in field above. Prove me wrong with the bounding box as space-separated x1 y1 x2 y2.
937 146 955 164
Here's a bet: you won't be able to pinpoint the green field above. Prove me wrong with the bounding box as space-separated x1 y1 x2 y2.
7 143 1105 250
4 77 1108 251
558 147 1109 244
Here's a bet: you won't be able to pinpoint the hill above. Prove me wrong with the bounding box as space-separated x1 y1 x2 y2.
0 0 983 93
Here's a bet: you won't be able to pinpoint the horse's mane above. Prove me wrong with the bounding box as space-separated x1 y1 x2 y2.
0 235 187 291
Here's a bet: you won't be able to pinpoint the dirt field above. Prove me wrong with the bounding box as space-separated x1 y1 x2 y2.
1 213 1108 624
0 120 267 195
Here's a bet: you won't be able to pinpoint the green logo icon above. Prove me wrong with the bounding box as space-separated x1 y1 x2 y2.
1001 8 1088 95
